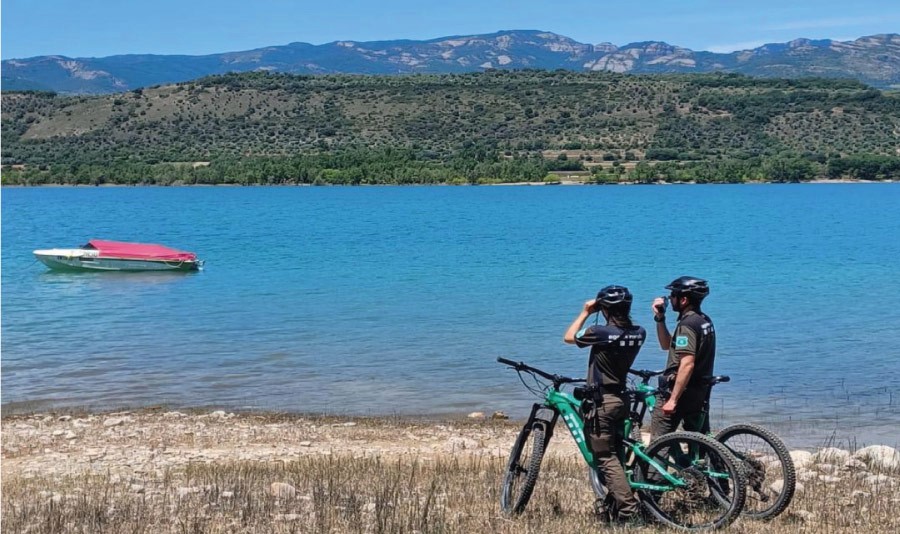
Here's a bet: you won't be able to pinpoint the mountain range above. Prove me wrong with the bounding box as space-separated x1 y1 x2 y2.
2 30 899 94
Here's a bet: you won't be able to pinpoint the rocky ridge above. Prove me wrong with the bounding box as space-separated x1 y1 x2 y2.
2 31 898 93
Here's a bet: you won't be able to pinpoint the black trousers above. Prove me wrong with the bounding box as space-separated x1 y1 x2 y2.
648 386 710 442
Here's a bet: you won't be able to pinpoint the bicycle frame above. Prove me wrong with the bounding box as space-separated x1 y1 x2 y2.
500 358 748 527
534 386 691 490
624 375 731 486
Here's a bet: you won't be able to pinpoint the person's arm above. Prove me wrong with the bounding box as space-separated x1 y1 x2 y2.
564 299 597 345
662 354 695 415
661 325 699 415
651 297 671 350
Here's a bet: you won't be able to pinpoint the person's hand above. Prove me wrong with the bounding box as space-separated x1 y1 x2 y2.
652 297 666 319
583 299 598 314
662 398 677 415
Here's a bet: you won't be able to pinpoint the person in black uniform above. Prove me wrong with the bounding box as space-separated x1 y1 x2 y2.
649 276 716 440
564 285 646 522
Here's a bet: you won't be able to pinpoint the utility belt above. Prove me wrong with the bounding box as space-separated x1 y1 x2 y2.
574 383 625 404
655 372 710 400
657 373 674 397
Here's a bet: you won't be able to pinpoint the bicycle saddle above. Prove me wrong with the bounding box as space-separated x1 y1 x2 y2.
629 369 664 380
704 375 731 385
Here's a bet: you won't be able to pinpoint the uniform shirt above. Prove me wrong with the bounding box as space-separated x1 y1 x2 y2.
575 324 647 389
664 310 716 387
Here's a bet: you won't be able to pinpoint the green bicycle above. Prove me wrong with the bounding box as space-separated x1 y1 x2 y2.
590 369 796 520
497 357 746 530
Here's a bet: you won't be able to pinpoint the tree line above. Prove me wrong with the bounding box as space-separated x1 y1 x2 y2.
5 151 899 186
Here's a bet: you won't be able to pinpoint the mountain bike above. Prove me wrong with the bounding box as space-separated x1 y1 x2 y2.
591 369 795 520
497 357 746 530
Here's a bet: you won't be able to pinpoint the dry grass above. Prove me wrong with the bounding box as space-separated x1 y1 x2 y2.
3 451 899 533
3 410 898 532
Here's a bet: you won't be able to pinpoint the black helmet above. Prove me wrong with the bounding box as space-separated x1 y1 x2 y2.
596 285 633 307
665 276 710 299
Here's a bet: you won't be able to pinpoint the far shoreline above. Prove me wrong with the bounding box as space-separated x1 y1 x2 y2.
1 178 896 188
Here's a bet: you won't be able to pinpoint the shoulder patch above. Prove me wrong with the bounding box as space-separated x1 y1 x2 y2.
675 336 689 348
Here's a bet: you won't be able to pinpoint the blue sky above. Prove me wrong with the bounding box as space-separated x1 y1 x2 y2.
2 0 898 59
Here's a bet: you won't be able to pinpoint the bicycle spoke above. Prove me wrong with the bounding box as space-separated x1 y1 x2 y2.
637 432 745 530
716 424 795 518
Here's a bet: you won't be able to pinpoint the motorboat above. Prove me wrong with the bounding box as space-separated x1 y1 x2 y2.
34 239 203 272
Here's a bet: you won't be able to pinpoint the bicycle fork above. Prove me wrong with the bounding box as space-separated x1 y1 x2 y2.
523 402 560 443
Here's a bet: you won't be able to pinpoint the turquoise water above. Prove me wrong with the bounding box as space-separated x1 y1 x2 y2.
3 184 899 448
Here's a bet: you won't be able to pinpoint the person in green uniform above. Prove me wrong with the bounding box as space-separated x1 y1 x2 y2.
649 276 716 440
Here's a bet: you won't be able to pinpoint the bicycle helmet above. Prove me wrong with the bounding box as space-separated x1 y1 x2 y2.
665 276 710 299
595 285 633 307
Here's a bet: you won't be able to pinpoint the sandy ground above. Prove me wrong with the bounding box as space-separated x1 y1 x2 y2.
1 409 584 480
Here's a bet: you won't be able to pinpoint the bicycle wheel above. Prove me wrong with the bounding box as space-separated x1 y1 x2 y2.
715 423 795 520
634 431 746 530
500 422 547 514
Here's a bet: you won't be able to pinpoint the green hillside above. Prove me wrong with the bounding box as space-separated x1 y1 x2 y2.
3 71 900 184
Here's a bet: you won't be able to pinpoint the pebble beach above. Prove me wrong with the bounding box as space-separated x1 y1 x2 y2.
3 408 899 533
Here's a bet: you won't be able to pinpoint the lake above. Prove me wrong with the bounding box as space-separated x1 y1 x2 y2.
3 184 899 448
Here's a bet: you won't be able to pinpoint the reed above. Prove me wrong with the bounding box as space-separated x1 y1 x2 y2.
3 450 898 533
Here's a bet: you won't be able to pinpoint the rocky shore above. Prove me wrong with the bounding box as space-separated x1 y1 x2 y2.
3 409 900 533
2 409 529 479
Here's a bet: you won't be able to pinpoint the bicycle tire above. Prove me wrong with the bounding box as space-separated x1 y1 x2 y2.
715 423 796 520
588 466 607 501
634 431 746 531
500 423 547 515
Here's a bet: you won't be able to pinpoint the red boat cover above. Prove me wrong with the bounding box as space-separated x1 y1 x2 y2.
86 239 197 261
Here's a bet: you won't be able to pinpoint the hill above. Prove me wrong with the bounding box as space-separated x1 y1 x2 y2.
2 31 899 94
2 71 900 185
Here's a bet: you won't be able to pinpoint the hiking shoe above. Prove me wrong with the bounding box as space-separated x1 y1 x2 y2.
593 498 612 523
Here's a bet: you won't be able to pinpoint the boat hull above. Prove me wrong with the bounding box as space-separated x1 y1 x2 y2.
35 251 201 272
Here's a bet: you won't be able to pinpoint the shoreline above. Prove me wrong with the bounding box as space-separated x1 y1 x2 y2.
2 408 530 481
1 178 895 188
3 406 897 463
4 399 898 451
4 407 898 480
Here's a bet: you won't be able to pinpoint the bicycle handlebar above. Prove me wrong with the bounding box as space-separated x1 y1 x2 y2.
628 368 731 387
496 357 584 385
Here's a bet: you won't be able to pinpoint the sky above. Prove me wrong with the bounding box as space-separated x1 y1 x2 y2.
2 0 898 60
